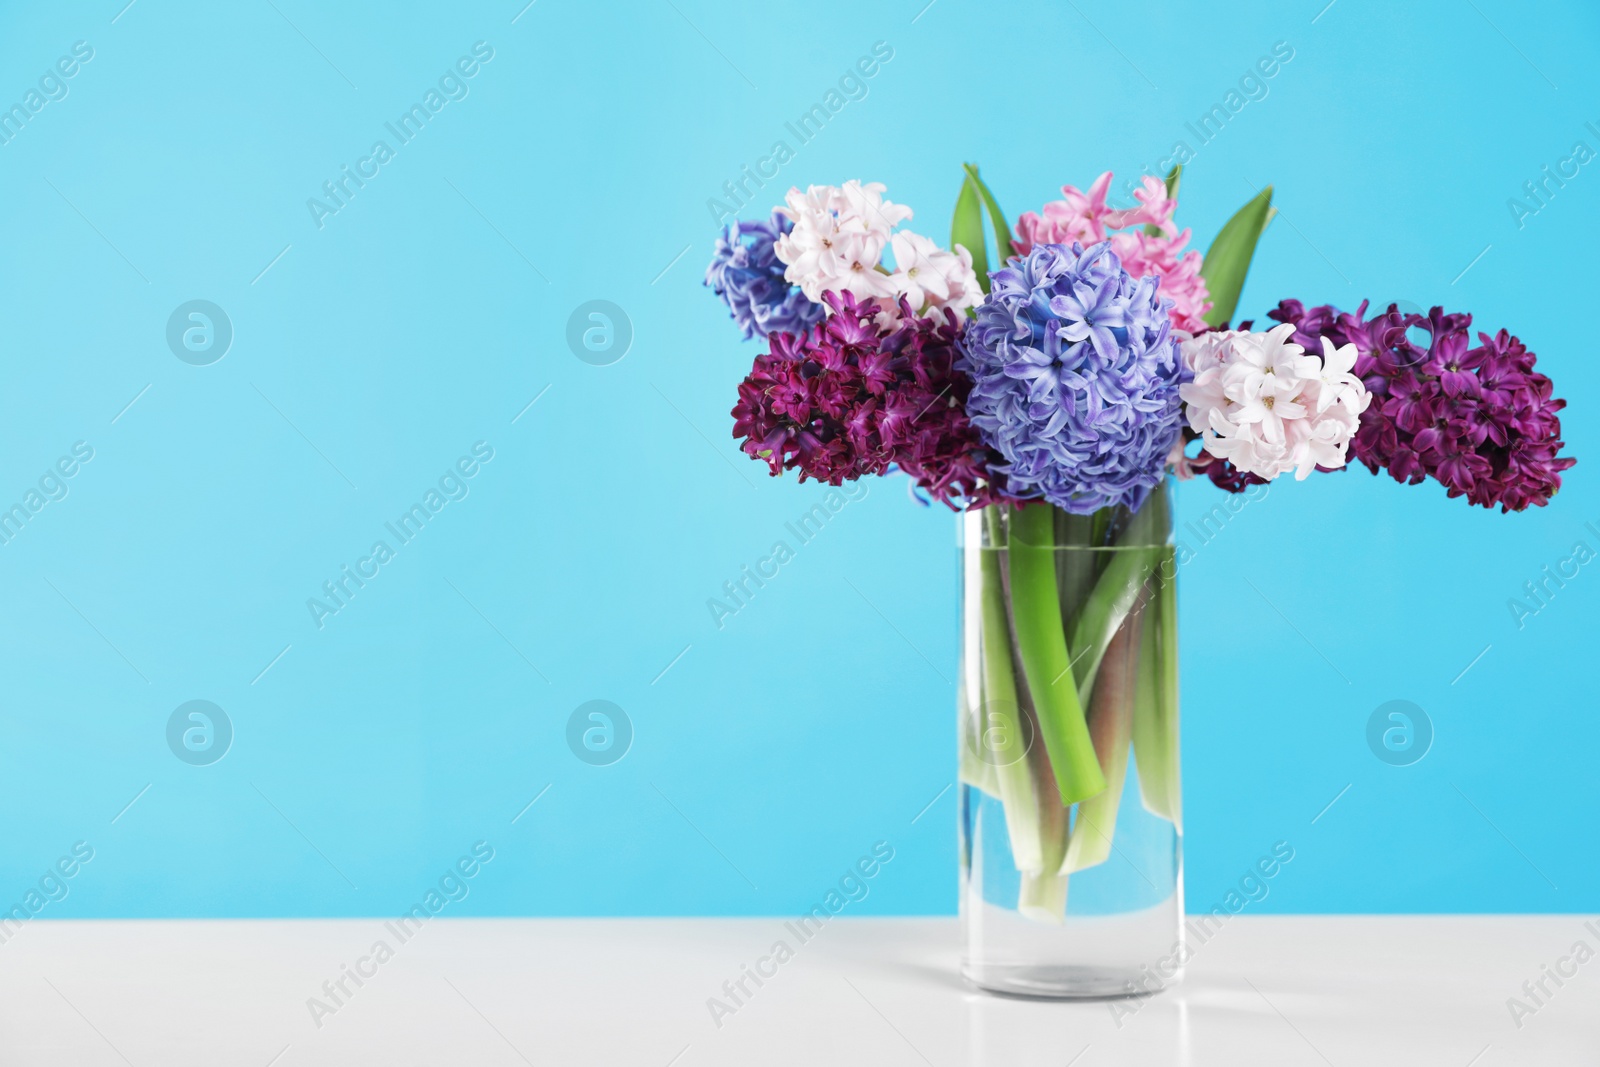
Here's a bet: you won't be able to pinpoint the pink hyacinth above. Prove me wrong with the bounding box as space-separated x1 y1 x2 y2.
1014 172 1213 334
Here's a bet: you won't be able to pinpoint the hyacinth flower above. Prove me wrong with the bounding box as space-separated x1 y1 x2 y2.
962 241 1187 515
704 212 826 340
729 289 1007 507
772 180 984 329
946 166 1275 920
1178 325 1371 482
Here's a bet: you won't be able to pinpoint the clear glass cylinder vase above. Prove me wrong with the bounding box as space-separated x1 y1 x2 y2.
958 481 1182 998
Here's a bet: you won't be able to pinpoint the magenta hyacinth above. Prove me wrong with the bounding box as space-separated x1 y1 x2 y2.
731 291 1005 507
1268 300 1575 512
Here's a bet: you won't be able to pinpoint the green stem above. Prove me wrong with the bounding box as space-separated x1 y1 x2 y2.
977 507 1044 871
1062 599 1142 873
1128 544 1181 827
959 512 1000 798
957 661 999 797
1090 506 1112 549
1006 504 1107 805
1156 558 1182 827
1067 489 1168 706
1053 510 1098 638
1130 579 1169 820
1015 691 1070 921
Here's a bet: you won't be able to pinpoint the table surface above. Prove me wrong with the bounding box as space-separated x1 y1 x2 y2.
0 915 1594 1066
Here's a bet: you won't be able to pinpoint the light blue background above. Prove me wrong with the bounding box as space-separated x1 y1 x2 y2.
0 0 1594 920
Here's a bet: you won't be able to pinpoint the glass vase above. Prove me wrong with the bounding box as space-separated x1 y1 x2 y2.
958 481 1182 998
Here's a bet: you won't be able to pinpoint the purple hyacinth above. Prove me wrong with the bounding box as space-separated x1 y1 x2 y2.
705 212 826 340
730 291 1006 507
1269 299 1575 512
960 241 1187 514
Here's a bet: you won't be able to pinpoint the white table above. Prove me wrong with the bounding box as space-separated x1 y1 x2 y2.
0 916 1593 1065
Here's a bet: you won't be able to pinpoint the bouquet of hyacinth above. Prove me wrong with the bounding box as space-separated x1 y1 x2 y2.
705 166 1575 924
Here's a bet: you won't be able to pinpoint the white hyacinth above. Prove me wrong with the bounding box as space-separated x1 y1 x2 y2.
887 230 983 322
774 181 980 327
1179 324 1371 481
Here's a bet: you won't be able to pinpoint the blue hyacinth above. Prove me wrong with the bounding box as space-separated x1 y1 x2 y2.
704 212 826 341
960 241 1188 514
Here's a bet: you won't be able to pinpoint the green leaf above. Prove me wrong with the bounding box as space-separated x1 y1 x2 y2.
1200 184 1273 328
961 163 1014 263
951 173 988 294
1144 164 1182 237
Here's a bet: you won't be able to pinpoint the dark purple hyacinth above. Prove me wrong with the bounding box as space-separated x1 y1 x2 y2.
705 212 826 341
730 291 1005 507
1266 300 1575 512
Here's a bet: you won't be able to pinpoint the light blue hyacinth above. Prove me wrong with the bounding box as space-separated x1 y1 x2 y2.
960 240 1188 514
705 212 826 341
